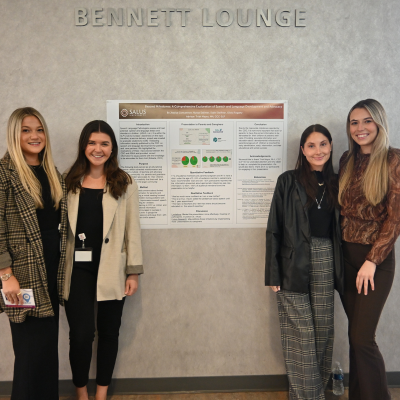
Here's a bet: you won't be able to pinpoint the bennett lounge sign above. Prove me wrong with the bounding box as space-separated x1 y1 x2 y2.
74 8 307 27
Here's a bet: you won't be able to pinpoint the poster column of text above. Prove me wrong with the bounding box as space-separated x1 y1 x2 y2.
119 121 168 225
236 121 284 224
169 119 235 226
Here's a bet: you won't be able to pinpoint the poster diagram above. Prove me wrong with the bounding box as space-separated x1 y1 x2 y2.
107 100 287 229
171 150 201 168
202 150 232 168
179 128 210 145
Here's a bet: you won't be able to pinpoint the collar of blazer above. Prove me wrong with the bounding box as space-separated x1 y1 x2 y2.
67 185 120 240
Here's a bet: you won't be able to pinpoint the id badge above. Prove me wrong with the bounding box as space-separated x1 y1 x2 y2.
1 288 36 308
75 247 93 262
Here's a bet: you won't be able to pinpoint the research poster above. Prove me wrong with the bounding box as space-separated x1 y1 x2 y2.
107 101 287 229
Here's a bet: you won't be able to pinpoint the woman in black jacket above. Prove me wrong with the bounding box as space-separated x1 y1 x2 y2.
265 124 344 400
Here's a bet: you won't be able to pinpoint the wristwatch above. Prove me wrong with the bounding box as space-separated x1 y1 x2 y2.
0 273 14 281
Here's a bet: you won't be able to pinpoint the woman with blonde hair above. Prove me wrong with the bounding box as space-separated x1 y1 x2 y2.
0 107 67 399
339 98 400 400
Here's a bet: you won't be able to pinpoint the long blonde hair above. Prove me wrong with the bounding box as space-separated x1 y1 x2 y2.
6 107 63 209
339 99 389 206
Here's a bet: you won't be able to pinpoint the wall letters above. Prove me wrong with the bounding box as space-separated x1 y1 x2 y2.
74 8 307 28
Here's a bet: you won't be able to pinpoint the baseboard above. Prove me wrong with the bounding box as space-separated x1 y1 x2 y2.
0 372 399 396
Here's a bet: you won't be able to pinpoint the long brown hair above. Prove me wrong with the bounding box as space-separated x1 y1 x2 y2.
65 120 131 199
295 124 338 210
339 99 389 206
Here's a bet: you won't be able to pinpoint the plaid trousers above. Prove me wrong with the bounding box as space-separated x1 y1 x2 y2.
276 237 334 400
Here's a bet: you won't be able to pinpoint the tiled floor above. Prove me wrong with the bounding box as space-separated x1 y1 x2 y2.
2 389 400 399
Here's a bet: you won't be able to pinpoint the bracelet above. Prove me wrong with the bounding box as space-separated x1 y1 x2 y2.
0 272 14 281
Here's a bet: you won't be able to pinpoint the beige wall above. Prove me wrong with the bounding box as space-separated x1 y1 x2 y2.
0 0 400 381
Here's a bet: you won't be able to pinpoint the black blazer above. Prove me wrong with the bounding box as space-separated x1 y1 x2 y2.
265 170 344 294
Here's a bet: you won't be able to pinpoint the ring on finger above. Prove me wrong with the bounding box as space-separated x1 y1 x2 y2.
17 292 22 296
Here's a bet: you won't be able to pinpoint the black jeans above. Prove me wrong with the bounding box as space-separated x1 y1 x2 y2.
9 290 59 400
65 267 125 387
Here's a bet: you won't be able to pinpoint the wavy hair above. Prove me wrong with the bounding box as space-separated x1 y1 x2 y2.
65 120 131 199
6 107 63 209
339 99 389 206
295 124 338 210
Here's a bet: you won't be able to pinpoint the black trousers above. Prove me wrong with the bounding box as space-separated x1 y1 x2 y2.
341 241 395 400
65 267 125 387
9 290 59 400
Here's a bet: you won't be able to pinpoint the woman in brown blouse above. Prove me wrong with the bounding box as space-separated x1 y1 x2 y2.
339 98 400 400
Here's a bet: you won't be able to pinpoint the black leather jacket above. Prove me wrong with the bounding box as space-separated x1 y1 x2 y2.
265 170 344 294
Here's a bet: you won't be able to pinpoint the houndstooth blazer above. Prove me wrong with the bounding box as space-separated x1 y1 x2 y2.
0 153 67 323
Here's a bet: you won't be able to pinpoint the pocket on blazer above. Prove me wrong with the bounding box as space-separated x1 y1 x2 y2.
9 244 27 261
280 245 293 259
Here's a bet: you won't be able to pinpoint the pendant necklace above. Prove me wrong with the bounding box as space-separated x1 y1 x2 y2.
316 188 326 209
315 170 324 186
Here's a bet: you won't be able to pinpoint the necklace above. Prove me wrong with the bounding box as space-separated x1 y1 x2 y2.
314 170 324 186
316 188 326 209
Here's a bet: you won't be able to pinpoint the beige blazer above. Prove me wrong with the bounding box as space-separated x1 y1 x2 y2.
63 180 143 301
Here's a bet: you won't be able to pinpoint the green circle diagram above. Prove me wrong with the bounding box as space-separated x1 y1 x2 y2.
190 156 198 166
210 156 215 162
223 156 229 162
216 156 222 162
202 156 208 162
182 156 189 165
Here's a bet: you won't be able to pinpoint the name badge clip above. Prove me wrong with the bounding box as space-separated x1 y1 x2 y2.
75 233 92 262
78 233 86 248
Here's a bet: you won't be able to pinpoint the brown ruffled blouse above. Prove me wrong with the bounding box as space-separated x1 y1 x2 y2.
339 148 400 265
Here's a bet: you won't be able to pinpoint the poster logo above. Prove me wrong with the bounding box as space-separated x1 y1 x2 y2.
130 109 146 116
213 137 218 142
120 108 147 118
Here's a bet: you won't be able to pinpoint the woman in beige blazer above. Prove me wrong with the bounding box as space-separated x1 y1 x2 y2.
64 120 143 400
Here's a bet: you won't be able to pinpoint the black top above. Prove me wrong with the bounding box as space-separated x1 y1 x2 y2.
308 171 333 238
31 165 61 293
32 165 61 232
74 188 104 274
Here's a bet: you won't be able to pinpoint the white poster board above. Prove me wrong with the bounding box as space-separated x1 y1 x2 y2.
107 100 287 229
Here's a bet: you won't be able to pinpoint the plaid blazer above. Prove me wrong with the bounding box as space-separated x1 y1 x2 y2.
0 153 67 323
